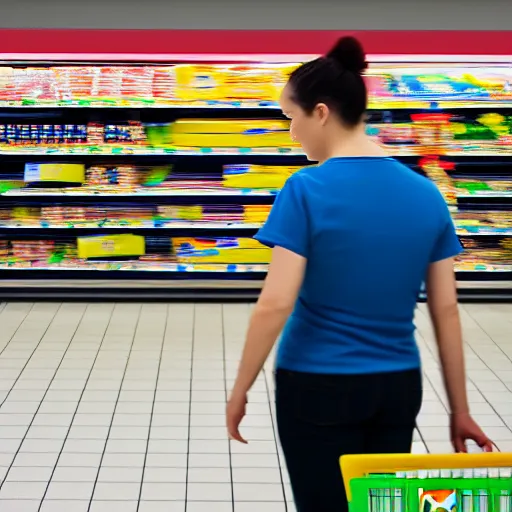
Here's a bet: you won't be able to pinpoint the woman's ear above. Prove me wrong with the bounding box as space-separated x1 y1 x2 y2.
314 103 330 125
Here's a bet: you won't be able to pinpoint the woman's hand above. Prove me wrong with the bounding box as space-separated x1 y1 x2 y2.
226 391 249 444
450 412 494 453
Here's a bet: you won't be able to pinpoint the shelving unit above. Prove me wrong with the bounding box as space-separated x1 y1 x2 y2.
0 58 511 300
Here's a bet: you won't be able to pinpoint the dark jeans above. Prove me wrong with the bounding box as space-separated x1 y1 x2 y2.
275 367 423 512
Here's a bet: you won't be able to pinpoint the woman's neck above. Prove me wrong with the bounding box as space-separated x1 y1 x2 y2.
322 123 388 161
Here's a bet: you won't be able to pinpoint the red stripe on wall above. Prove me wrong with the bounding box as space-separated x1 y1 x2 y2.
0 29 510 57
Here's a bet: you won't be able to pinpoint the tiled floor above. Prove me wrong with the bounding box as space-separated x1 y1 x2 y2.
0 302 510 511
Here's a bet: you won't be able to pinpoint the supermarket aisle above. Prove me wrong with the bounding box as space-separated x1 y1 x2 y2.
0 302 510 511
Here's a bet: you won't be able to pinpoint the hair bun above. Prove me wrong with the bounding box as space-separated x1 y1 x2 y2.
326 36 368 74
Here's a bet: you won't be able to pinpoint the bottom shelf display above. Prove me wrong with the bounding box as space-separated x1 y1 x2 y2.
0 236 271 272
458 237 512 272
0 235 511 275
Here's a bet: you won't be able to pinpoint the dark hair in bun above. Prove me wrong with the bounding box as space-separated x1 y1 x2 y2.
287 36 368 126
326 36 368 74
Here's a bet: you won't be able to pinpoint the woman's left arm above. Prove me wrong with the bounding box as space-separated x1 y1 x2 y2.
227 245 306 442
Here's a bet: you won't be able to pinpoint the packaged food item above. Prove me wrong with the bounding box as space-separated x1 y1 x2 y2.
172 63 298 103
77 234 146 259
54 67 95 103
169 119 296 148
152 67 176 102
419 157 457 205
24 163 86 184
223 164 300 190
419 489 457 511
172 237 271 264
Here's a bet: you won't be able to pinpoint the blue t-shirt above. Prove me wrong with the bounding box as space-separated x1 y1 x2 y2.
254 157 462 375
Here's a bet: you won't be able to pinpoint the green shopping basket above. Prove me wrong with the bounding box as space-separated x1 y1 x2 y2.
340 453 512 511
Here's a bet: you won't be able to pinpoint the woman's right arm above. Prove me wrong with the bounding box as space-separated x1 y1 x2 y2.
426 257 469 416
426 256 493 452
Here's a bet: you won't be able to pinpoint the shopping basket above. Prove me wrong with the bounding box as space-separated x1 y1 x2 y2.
340 453 512 511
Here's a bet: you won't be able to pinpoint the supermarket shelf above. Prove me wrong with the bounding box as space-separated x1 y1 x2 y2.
419 280 512 302
1 99 512 110
0 191 277 205
0 279 263 288
376 101 512 110
0 58 510 300
0 225 510 237
1 189 276 197
0 224 260 236
457 193 512 199
1 146 512 157
0 147 304 156
456 269 512 278
456 230 512 236
457 196 512 209
0 267 508 277
0 269 267 302
0 101 282 110
0 277 510 302
0 265 269 275
0 278 265 301
1 193 510 209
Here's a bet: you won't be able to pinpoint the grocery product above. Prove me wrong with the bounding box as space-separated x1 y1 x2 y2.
0 57 508 297
173 237 271 264
169 119 297 149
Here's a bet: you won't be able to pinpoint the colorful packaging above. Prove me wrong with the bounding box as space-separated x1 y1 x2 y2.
172 63 298 103
77 234 146 259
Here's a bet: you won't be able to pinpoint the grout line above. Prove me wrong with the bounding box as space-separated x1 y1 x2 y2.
38 303 115 510
458 305 512 429
0 303 87 498
136 304 169 512
0 303 65 492
461 304 512 367
0 300 24 356
184 303 196 512
86 303 143 512
263 367 290 510
416 306 512 444
0 303 42 407
411 328 444 453
221 304 235 512
5 302 510 506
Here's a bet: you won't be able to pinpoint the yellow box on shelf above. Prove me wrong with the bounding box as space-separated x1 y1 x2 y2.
172 64 297 102
24 163 86 183
11 207 40 222
246 165 301 175
77 234 146 259
230 238 265 249
170 132 297 148
158 206 203 221
244 205 271 223
223 164 302 189
171 119 290 134
224 173 289 189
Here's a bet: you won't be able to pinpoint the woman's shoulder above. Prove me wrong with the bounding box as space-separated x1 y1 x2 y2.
284 165 317 187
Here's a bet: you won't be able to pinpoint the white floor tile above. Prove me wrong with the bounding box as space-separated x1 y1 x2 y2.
90 502 138 512
138 502 185 512
0 500 41 512
40 501 90 512
0 302 510 509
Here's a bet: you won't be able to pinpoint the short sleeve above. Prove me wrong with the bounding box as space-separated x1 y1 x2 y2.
254 175 309 258
430 206 463 263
